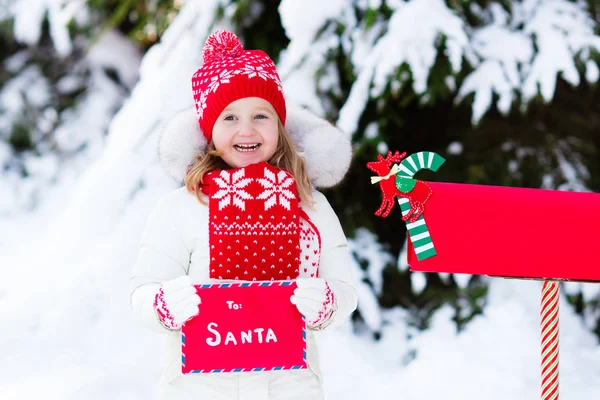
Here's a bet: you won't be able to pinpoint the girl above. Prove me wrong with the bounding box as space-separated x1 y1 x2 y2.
130 30 357 400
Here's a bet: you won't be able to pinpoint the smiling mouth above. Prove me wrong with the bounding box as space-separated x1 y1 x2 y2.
234 143 261 152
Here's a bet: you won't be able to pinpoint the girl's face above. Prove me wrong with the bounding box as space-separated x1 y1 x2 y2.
211 97 279 169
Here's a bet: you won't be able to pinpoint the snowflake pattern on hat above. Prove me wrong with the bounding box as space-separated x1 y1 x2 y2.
240 64 270 80
206 69 238 96
270 74 283 92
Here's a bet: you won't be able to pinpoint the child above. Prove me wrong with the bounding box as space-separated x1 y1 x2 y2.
130 30 357 400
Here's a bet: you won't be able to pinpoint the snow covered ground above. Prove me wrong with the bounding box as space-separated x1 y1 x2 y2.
2 196 600 400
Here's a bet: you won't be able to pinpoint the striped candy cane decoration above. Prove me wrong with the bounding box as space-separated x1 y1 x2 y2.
396 151 445 261
541 281 560 400
397 151 446 179
397 199 436 259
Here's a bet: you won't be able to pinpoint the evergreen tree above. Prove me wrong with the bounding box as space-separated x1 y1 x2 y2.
273 0 600 337
0 1 145 214
2 0 599 340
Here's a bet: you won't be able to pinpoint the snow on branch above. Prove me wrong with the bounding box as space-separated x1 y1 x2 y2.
13 0 84 57
459 0 600 123
338 0 468 135
281 0 600 131
457 20 533 122
278 0 355 115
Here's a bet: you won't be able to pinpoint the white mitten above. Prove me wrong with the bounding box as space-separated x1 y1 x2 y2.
153 276 201 330
290 278 336 329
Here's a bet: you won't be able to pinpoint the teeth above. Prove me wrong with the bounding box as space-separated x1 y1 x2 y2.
234 144 260 152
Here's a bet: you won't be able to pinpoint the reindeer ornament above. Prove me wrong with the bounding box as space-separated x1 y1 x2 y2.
367 150 437 222
367 150 446 261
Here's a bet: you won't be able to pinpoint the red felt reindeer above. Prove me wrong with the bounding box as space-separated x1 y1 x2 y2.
367 150 433 222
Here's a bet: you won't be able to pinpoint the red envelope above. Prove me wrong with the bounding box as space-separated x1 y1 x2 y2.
407 182 600 281
181 281 307 374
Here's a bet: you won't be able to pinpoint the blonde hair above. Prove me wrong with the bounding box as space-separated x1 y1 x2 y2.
185 119 313 206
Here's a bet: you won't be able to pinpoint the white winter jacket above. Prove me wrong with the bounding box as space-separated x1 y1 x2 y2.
130 186 358 400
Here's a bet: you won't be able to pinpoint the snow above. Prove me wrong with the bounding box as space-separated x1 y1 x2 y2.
0 29 141 215
1 0 600 399
0 65 49 111
338 0 468 135
447 141 463 155
347 228 387 332
565 282 600 303
586 60 600 83
453 273 471 290
458 24 532 121
353 280 384 332
13 0 84 57
364 122 378 139
278 0 352 114
349 228 393 295
411 272 427 294
317 279 600 400
371 0 466 94
87 30 144 89
461 0 600 122
337 0 600 129
279 0 345 50
554 153 589 192
397 237 409 271
376 141 388 154
4 50 29 72
12 0 45 47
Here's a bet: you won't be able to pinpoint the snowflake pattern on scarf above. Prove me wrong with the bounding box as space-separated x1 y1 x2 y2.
212 169 253 211
256 167 296 210
207 163 322 281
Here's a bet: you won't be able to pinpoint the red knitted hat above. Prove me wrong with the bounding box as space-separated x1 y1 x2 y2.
192 30 286 142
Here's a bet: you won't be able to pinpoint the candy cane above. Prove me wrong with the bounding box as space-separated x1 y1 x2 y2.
541 281 560 400
397 151 446 179
396 152 445 261
397 200 437 260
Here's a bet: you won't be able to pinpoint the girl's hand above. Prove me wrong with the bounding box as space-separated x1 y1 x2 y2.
290 278 336 329
153 276 201 330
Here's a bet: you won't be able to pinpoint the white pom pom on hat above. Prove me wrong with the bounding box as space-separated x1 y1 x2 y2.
202 30 243 63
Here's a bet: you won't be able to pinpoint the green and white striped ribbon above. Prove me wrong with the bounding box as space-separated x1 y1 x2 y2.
396 151 445 261
397 197 437 260
397 151 446 179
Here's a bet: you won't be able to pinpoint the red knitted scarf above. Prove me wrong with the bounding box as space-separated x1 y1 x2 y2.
202 162 302 281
